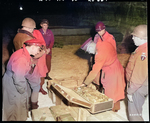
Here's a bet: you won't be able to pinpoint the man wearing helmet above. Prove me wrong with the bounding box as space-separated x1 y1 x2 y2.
13 18 36 50
2 39 45 121
80 21 126 112
126 25 148 121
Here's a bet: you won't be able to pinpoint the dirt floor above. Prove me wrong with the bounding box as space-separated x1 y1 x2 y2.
49 45 91 86
48 44 131 84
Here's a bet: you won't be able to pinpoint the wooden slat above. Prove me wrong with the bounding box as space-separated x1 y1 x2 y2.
31 107 55 121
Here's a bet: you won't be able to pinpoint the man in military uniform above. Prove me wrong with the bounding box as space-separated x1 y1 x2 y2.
126 25 148 121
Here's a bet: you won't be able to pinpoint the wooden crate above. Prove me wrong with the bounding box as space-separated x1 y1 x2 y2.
57 114 75 121
47 79 79 106
51 83 113 114
49 105 90 121
31 107 55 121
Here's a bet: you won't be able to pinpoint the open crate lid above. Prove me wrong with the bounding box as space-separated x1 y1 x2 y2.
51 83 92 108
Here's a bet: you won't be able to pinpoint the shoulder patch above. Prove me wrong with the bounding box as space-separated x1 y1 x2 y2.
141 52 146 61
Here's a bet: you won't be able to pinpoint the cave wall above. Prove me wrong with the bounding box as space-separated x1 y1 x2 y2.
2 1 147 56
60 2 147 36
106 2 147 36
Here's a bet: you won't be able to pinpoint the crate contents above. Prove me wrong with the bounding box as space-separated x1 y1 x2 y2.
73 87 109 103
51 83 113 114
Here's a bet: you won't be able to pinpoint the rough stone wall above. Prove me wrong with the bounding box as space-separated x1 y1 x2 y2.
54 35 91 46
104 2 147 36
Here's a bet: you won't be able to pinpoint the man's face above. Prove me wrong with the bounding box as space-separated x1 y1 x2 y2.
31 45 41 56
132 35 143 46
28 28 34 34
98 29 105 36
41 23 48 30
32 45 45 59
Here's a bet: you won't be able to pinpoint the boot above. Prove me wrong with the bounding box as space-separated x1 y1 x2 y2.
112 101 120 112
45 75 52 80
31 101 39 110
45 73 52 80
39 86 47 95
39 77 48 95
28 97 32 111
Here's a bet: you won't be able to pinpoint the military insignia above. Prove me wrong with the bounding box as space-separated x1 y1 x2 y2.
141 52 146 61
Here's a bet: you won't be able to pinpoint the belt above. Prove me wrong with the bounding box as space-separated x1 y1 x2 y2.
5 70 13 77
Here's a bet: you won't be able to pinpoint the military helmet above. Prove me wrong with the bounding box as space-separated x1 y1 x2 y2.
22 18 36 29
95 21 105 32
131 25 147 40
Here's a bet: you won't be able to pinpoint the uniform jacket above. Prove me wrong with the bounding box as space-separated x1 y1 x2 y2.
126 42 148 94
39 28 54 55
13 29 34 50
84 31 126 103
2 46 41 121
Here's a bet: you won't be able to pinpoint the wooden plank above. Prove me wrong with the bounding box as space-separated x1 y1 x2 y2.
31 107 55 121
49 105 72 120
77 108 87 121
57 114 75 121
67 106 78 121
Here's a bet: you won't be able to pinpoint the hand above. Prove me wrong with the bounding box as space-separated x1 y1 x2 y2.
80 83 87 87
127 94 133 102
46 48 50 54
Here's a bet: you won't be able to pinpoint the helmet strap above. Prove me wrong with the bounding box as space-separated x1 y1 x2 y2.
98 33 103 41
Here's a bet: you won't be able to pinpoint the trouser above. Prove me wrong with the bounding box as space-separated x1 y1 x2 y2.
46 54 52 73
128 84 148 121
31 85 40 102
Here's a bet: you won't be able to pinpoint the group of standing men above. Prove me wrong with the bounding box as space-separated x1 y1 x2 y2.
2 18 147 121
2 17 54 121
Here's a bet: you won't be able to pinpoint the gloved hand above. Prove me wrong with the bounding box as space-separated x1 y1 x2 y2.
127 94 133 102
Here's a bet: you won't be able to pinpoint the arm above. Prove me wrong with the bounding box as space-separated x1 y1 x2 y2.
83 43 107 86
